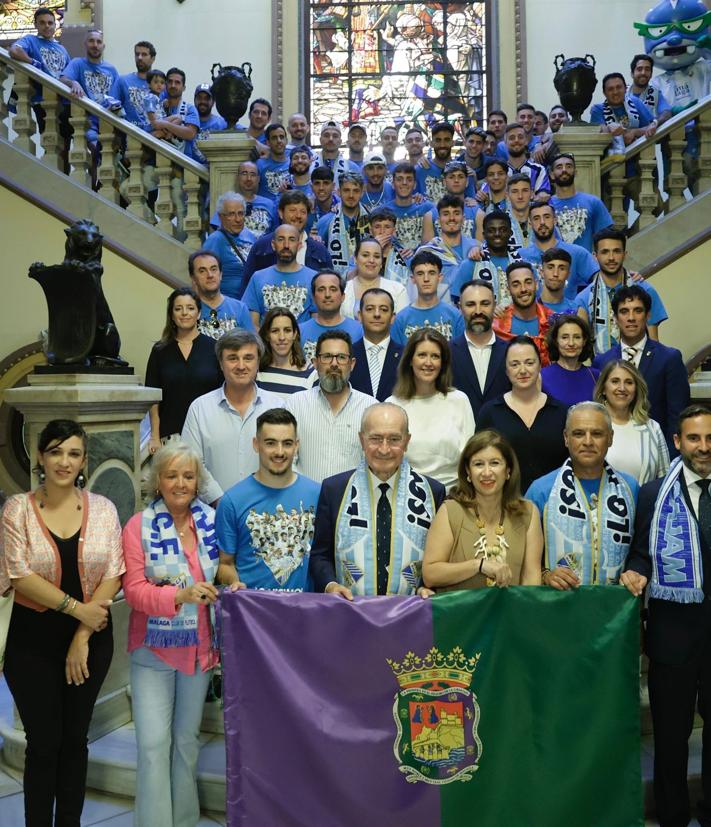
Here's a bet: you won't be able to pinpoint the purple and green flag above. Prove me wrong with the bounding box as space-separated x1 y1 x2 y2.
221 587 642 827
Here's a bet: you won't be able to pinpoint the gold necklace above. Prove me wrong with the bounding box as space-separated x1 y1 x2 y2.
472 502 509 587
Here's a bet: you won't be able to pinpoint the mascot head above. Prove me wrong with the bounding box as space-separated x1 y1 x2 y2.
634 0 711 70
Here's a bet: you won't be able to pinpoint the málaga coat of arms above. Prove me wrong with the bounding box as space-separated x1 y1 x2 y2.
386 646 482 785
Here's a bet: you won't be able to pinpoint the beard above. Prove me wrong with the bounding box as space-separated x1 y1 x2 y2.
553 172 574 187
320 372 349 393
468 316 493 334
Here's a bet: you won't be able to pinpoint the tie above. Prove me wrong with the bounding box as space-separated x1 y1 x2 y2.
623 346 637 363
697 479 711 548
368 344 384 396
376 483 391 595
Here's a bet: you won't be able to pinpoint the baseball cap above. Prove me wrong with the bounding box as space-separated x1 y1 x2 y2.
320 120 342 135
363 151 387 167
194 83 212 98
348 123 367 134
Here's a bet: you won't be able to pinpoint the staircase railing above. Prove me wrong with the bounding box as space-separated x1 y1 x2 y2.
0 46 210 249
599 96 711 231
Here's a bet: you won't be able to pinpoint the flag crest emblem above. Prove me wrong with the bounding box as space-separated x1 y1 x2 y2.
387 646 482 785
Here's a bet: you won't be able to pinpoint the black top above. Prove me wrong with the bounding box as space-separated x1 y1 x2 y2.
7 529 102 659
476 394 569 492
145 333 223 438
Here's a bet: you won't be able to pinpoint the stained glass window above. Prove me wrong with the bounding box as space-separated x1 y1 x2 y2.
0 2 64 40
306 1 488 144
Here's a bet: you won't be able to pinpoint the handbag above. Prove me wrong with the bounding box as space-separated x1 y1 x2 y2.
0 590 14 670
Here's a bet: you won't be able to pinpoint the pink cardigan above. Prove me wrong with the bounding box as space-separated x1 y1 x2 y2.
0 491 124 611
122 512 217 674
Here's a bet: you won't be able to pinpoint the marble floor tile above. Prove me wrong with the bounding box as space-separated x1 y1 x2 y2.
0 766 22 798
0 791 27 827
81 790 134 825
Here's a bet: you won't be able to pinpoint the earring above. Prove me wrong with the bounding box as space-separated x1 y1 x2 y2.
38 466 46 483
76 472 86 489
466 475 471 483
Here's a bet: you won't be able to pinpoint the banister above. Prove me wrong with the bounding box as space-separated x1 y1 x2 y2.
0 46 209 181
600 93 711 174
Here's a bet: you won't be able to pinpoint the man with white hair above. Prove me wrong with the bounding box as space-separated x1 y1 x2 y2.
202 191 257 300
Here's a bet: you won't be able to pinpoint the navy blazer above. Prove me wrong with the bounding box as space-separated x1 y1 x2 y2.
241 232 332 295
450 334 510 419
309 468 446 592
350 338 403 402
625 475 711 665
593 338 689 451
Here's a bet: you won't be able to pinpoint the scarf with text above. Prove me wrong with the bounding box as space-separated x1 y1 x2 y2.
334 459 437 596
589 269 628 354
649 457 705 603
603 94 643 153
327 206 371 276
141 497 219 647
544 459 635 585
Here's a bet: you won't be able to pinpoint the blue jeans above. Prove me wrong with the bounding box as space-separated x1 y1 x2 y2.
130 647 211 827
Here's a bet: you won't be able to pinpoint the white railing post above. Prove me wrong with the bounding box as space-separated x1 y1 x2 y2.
123 136 149 220
12 71 35 155
698 109 711 195
68 101 91 187
666 123 687 212
0 62 10 141
154 154 175 236
40 88 63 170
183 170 203 250
97 117 120 204
637 144 658 229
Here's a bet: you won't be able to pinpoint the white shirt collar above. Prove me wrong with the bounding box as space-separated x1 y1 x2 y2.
363 335 391 351
466 331 496 349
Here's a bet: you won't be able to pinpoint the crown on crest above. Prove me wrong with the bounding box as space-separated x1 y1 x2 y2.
387 646 480 689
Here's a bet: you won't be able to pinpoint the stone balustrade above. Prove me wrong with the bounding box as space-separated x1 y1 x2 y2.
0 47 210 249
599 96 711 232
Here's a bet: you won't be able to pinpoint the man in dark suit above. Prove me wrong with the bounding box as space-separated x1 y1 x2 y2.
350 287 403 401
309 402 446 599
593 285 689 453
241 190 332 291
450 279 510 418
622 404 711 827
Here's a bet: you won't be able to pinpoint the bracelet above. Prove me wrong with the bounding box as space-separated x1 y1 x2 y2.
55 593 70 613
68 598 78 614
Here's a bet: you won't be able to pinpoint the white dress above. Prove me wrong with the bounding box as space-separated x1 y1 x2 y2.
342 277 409 320
386 390 476 489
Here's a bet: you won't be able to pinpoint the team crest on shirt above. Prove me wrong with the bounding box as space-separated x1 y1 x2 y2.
404 320 453 341
127 85 146 114
245 503 315 586
396 215 426 249
424 176 447 202
245 208 272 238
387 646 482 785
555 207 589 245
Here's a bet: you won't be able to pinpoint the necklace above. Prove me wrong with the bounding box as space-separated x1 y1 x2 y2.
472 502 509 587
37 485 82 511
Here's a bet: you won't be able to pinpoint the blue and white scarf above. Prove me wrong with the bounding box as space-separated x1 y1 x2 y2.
649 457 705 603
589 270 629 354
334 460 437 596
327 206 370 276
141 497 219 647
544 459 636 585
472 244 521 305
383 242 411 286
603 94 643 153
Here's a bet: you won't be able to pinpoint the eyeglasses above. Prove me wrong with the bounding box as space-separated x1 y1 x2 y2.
634 12 711 40
317 352 351 364
220 210 245 218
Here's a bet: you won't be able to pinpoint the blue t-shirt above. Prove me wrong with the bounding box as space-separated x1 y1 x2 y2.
385 200 435 250
163 100 200 157
243 265 317 323
415 163 448 203
589 97 654 129
202 227 257 300
510 315 541 336
197 295 254 339
298 317 363 362
451 252 512 301
215 474 321 591
116 72 150 129
257 157 292 201
575 278 668 331
520 240 598 299
15 35 69 102
391 302 464 342
360 182 394 210
549 193 614 252
62 57 119 104
189 113 228 164
540 297 579 316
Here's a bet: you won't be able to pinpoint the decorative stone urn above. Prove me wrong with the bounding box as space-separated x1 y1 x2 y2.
210 62 254 130
553 54 598 124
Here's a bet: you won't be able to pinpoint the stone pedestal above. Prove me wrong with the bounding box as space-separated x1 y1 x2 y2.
553 126 613 198
3 372 161 525
197 131 256 217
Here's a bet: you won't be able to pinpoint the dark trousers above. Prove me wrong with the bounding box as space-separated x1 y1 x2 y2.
648 639 711 827
3 632 113 827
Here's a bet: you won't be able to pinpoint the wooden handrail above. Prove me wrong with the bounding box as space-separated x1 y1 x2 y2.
0 46 208 181
600 94 711 174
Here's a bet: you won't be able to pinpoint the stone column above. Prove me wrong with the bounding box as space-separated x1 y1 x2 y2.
552 126 613 198
197 132 256 218
4 371 160 526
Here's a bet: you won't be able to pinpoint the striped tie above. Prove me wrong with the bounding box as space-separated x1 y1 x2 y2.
624 346 637 363
368 344 383 396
